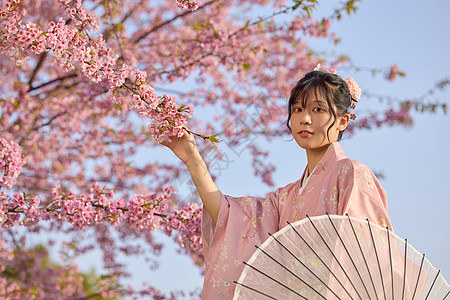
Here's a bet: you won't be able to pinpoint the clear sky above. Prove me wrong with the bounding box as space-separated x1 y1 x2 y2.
100 0 450 295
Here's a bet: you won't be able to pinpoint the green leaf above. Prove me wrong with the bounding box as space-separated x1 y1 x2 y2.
116 22 124 32
243 19 250 29
208 133 222 147
292 3 301 11
105 214 118 220
242 64 251 71
303 6 311 16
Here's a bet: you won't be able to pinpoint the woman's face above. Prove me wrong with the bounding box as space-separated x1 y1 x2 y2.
290 90 348 152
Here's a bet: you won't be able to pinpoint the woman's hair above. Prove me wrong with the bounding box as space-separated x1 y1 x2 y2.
286 70 352 141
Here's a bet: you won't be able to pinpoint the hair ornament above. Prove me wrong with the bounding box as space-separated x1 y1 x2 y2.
344 77 361 102
313 63 361 120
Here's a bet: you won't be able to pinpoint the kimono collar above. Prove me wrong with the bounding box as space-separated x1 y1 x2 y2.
321 142 346 164
300 142 346 185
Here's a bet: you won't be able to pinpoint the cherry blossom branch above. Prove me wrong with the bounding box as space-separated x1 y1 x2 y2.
133 0 217 43
330 0 362 20
5 193 167 218
101 1 137 42
0 183 203 263
0 2 193 143
1 137 201 261
1 1 220 147
228 0 358 40
30 111 67 131
155 3 331 77
184 127 221 146
28 53 48 87
28 73 78 92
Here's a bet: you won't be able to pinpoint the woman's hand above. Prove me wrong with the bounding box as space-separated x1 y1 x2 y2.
162 128 201 165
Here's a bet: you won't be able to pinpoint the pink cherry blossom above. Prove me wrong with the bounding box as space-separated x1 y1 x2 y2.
0 138 25 189
387 64 400 81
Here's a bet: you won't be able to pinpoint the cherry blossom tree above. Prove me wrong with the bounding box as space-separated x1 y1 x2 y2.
1 0 447 298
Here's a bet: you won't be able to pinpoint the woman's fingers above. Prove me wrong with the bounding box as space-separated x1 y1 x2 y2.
160 136 174 148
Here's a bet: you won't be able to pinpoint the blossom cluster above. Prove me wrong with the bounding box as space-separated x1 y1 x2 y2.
0 0 193 143
0 237 84 299
0 237 120 299
0 182 203 258
4 183 168 230
175 0 199 11
386 64 404 82
146 95 194 143
57 0 100 31
164 202 203 265
248 145 275 186
0 138 25 189
289 17 332 38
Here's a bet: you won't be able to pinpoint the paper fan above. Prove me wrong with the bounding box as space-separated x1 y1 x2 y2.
234 214 450 300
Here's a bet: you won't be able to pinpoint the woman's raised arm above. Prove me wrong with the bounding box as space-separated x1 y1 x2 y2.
162 129 222 224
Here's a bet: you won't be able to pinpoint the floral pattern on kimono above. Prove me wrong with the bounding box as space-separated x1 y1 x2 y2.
201 142 392 299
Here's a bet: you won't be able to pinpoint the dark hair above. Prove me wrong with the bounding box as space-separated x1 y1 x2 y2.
286 70 352 141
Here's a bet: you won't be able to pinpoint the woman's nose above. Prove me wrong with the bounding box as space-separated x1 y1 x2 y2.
299 111 312 124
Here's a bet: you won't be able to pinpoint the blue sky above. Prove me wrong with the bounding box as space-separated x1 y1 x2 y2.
99 0 450 295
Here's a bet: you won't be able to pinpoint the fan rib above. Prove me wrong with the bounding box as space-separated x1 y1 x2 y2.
386 227 394 300
347 215 379 299
367 219 387 300
326 213 372 299
424 270 441 300
442 289 450 299
411 253 425 300
242 261 308 299
402 239 408 300
306 215 364 300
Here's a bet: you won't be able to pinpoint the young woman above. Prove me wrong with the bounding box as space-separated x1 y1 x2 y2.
163 69 392 299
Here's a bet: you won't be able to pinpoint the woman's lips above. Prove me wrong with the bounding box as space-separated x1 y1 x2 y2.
298 130 313 138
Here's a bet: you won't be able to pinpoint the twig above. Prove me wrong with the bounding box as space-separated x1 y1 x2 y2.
31 111 67 131
133 0 217 43
28 53 47 88
28 73 78 92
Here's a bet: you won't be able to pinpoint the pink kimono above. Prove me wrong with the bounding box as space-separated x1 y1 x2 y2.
201 142 392 299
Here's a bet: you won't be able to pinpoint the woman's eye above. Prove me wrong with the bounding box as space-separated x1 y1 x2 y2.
293 107 302 112
313 107 324 112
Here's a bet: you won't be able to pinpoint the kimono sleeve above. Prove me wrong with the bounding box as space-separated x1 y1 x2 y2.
337 159 393 229
201 191 281 299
